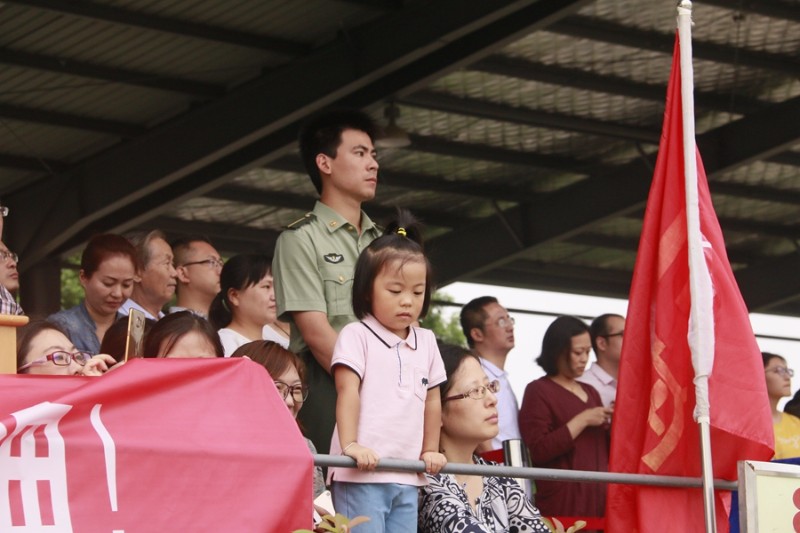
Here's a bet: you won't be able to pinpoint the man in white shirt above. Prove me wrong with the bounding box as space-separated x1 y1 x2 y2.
460 296 521 451
578 313 625 407
120 230 177 320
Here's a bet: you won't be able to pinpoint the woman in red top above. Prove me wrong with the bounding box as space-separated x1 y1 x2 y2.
518 316 613 522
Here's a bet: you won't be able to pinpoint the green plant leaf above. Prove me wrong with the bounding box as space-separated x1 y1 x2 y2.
567 520 587 533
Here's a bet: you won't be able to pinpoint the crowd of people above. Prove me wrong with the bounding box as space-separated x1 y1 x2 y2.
3 108 790 531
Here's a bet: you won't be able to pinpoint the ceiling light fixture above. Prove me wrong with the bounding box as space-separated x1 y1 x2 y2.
376 102 411 149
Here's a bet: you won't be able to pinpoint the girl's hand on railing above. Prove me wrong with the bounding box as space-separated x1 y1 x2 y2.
420 451 447 475
344 443 380 471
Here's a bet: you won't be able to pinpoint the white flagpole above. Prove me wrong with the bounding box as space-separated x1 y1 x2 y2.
678 2 717 532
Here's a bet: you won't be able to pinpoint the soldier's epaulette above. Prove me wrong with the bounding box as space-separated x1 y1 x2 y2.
285 212 315 230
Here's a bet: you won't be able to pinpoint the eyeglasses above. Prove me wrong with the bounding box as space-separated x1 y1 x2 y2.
274 381 309 403
0 206 8 217
18 351 92 372
182 258 224 270
442 380 500 403
604 330 624 338
767 367 794 378
487 316 515 328
0 250 18 263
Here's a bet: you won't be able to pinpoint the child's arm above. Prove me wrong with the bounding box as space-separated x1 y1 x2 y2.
420 386 447 475
334 364 380 471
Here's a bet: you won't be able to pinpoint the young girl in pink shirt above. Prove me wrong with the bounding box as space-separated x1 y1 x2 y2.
329 211 447 532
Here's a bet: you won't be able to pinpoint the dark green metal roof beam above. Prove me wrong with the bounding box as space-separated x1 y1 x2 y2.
8 0 594 266
6 0 308 55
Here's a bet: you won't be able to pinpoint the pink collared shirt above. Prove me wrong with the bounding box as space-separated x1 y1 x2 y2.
328 314 446 486
577 363 617 407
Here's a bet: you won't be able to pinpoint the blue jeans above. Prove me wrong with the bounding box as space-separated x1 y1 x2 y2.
332 482 418 533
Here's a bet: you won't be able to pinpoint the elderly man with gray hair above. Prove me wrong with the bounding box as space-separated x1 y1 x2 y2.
120 230 177 320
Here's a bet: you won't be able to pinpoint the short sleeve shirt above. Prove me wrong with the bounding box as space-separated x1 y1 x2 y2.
328 315 446 486
774 413 800 460
273 201 381 354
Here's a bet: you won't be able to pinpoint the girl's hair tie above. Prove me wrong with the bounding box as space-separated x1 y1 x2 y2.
396 227 407 237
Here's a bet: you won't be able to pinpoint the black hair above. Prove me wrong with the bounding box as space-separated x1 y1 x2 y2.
536 315 590 376
171 235 214 267
459 296 499 348
352 209 433 320
298 109 378 194
762 351 785 368
589 313 624 354
143 311 223 358
209 254 272 329
785 390 800 418
231 340 306 383
100 315 156 362
437 342 480 398
17 320 71 372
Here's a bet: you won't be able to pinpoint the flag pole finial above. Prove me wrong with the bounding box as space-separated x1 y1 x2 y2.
678 0 693 19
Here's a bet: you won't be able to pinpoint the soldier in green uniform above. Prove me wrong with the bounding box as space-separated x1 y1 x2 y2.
273 110 382 455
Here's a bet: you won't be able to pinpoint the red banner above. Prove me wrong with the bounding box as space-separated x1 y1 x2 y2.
605 34 774 532
0 358 313 531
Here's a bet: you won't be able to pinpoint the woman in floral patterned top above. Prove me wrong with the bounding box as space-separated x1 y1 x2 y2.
418 344 548 532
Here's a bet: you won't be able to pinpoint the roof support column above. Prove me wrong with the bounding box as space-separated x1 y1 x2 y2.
20 256 61 316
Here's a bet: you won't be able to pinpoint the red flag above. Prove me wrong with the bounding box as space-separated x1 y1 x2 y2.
605 34 774 532
0 358 313 531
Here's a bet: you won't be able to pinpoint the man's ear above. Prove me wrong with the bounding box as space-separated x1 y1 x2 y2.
596 336 608 353
316 153 332 176
470 327 484 345
175 266 191 284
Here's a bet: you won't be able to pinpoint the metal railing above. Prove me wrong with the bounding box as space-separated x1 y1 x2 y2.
314 454 738 490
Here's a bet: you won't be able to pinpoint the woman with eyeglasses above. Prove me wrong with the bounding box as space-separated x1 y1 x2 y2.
209 254 280 356
518 316 612 525
17 320 116 376
762 352 800 459
231 340 325 498
49 234 138 354
418 343 548 532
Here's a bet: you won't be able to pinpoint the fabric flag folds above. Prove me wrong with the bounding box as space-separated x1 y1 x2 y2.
0 358 313 532
605 33 774 532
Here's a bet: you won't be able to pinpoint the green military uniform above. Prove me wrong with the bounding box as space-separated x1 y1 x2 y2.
273 201 381 455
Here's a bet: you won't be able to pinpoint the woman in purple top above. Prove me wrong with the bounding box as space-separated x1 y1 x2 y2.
518 316 613 522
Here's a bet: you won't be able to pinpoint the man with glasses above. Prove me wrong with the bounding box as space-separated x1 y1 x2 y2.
0 204 23 316
121 230 177 320
170 237 222 318
460 296 521 451
0 240 23 315
578 313 625 407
